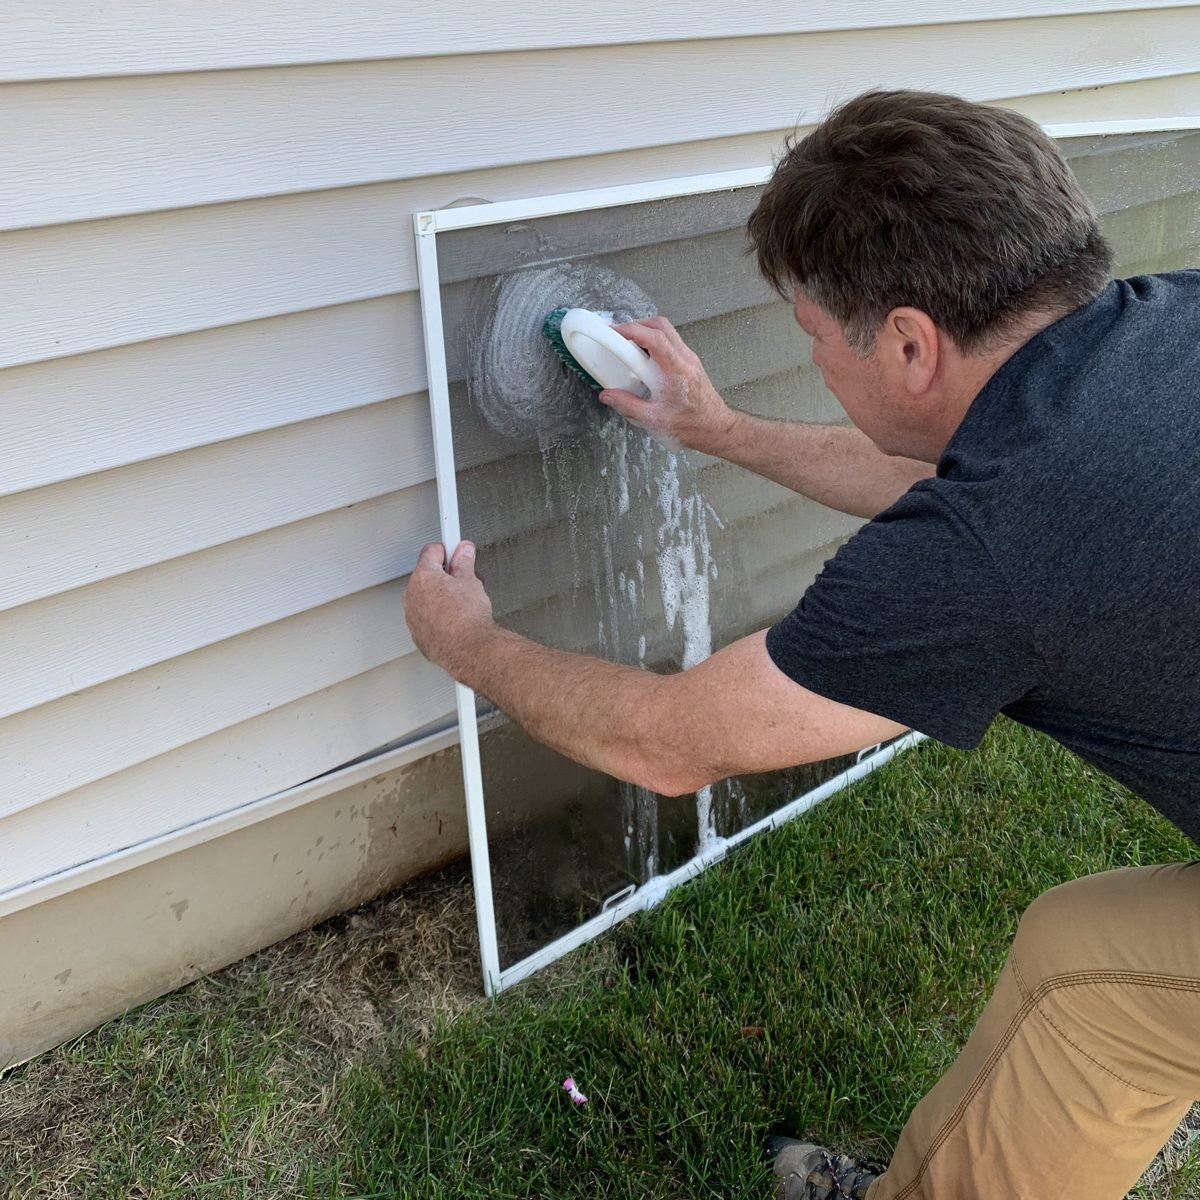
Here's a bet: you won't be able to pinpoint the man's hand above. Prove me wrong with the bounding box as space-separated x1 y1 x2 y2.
403 541 494 672
602 316 933 517
601 317 741 455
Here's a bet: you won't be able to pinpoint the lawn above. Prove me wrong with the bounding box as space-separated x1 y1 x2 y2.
2 720 1198 1198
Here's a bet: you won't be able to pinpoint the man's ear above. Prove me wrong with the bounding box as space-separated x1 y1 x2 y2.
881 306 940 395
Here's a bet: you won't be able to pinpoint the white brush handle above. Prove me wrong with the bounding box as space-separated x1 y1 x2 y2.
559 308 657 398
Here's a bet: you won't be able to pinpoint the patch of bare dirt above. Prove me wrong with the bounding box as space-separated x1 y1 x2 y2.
223 859 483 1059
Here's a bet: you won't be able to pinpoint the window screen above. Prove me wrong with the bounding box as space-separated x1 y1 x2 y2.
430 184 870 976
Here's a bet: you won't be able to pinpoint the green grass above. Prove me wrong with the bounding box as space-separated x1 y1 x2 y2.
3 720 1198 1198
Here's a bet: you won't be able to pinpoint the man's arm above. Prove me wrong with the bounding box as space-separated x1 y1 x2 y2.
703 415 933 520
603 317 933 519
404 543 906 794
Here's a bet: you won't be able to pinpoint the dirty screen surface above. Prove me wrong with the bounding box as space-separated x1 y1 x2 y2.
435 129 1200 972
438 186 864 970
1065 128 1200 276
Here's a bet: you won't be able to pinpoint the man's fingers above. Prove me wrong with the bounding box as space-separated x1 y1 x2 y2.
612 320 674 358
599 389 656 424
611 320 660 345
449 540 477 579
413 540 480 580
635 316 677 334
416 541 447 571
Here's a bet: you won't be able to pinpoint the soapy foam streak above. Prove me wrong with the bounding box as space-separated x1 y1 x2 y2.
470 261 725 876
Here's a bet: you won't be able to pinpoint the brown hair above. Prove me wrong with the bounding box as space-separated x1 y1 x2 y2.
747 90 1113 352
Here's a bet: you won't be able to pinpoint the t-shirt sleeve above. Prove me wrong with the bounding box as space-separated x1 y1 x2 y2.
765 483 1043 749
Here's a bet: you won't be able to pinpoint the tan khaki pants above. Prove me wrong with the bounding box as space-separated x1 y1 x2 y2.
868 863 1200 1200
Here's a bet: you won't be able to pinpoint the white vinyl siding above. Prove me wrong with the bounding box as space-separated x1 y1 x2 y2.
2 5 1199 912
7 12 1200 230
5 1 1197 79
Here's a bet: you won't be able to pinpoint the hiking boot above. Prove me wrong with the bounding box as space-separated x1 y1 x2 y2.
765 1135 882 1200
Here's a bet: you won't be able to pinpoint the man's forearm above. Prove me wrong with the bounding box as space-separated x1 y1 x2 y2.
705 411 933 518
424 617 907 799
447 623 671 791
596 318 932 515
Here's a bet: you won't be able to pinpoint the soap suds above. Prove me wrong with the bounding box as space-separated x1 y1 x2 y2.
467 263 656 447
589 420 726 869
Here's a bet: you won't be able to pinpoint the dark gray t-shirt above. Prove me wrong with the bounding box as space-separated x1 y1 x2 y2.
766 271 1200 841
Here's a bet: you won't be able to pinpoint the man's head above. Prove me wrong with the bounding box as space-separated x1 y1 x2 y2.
748 91 1114 456
749 90 1113 352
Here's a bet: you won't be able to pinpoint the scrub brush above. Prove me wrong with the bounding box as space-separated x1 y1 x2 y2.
542 307 657 399
543 307 604 390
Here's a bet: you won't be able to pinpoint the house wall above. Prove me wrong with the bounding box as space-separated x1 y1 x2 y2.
2 4 1199 1066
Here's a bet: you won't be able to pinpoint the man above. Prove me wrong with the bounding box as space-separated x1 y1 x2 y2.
404 91 1200 1198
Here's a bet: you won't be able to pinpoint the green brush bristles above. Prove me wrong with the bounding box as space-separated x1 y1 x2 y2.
542 308 604 391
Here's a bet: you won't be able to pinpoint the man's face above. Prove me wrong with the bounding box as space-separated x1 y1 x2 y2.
792 293 902 452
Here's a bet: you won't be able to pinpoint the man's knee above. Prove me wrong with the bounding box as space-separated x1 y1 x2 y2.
1010 875 1091 985
1010 864 1200 986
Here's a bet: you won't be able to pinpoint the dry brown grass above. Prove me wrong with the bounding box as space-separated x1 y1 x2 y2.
223 860 483 1059
0 863 485 1199
1134 1106 1200 1199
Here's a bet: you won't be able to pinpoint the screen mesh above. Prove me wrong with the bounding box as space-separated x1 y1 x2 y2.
437 187 865 968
